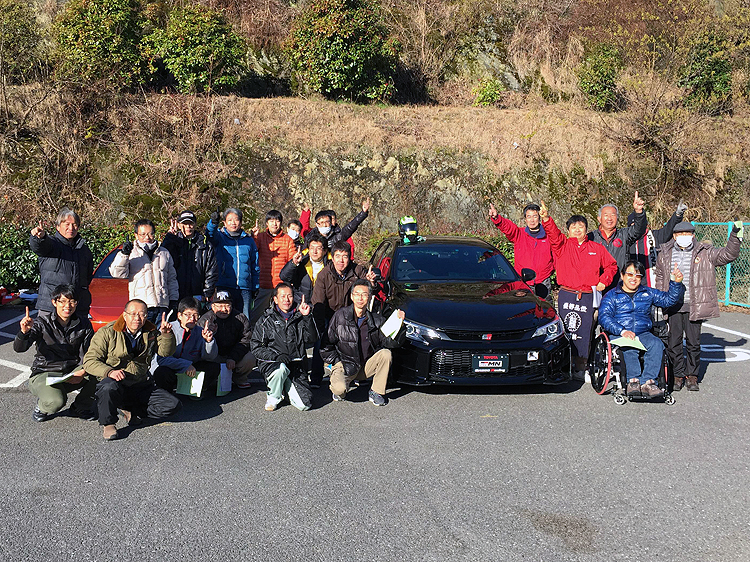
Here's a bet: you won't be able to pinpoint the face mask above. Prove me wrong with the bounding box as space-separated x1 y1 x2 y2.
676 235 693 248
318 226 331 236
287 228 300 240
140 241 157 251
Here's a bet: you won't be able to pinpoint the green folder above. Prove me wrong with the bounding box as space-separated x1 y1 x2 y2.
175 371 205 398
609 336 647 351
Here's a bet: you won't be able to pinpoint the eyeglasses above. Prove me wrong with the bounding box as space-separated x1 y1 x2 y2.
54 298 78 306
351 291 370 298
123 311 147 319
624 272 643 278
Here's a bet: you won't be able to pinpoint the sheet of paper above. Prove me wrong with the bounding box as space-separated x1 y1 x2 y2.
380 310 403 339
45 372 76 386
591 287 602 309
217 364 232 396
609 336 647 351
175 371 205 398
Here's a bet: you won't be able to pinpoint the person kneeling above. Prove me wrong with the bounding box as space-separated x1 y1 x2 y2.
599 261 685 398
153 297 219 398
13 284 97 421
322 280 405 406
251 283 318 412
84 299 181 441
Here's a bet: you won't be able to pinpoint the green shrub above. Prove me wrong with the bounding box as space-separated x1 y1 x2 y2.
144 5 246 93
286 0 400 102
472 77 507 107
53 0 146 88
679 30 732 114
0 0 42 84
0 223 39 290
577 44 623 111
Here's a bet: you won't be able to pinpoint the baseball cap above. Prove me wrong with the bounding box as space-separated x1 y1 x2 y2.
178 211 197 224
210 290 233 303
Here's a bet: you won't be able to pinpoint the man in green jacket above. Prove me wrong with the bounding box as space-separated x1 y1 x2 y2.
84 299 181 441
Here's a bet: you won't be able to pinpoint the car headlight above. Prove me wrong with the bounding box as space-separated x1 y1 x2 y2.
404 320 447 344
533 318 565 342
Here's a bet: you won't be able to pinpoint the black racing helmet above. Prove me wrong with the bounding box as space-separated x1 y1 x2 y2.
398 216 418 244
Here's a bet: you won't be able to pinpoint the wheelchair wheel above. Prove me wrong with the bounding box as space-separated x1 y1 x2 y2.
665 394 676 406
613 393 627 405
590 332 612 394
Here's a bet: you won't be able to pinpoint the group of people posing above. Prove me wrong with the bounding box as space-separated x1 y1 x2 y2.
16 201 405 441
489 192 743 396
15 194 744 440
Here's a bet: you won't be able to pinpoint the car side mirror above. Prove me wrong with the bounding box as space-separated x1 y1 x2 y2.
521 268 536 283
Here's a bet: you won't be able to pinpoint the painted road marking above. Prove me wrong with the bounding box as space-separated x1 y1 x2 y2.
0 310 36 331
0 359 31 388
704 323 750 340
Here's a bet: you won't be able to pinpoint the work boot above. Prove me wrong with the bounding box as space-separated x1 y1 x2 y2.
119 409 141 426
640 380 664 398
685 376 699 391
672 376 684 391
102 425 118 441
626 378 641 397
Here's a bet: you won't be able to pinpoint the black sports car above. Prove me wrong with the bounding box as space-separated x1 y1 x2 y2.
369 236 571 386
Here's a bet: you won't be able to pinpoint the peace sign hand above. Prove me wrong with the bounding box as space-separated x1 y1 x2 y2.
251 219 260 237
299 295 311 316
169 218 179 235
31 221 45 239
292 246 303 265
20 307 34 334
160 312 173 335
365 265 377 283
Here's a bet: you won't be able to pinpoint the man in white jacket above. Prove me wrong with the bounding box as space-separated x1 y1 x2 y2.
110 219 179 324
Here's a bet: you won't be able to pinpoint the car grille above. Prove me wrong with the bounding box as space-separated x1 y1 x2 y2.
429 349 547 379
442 329 532 341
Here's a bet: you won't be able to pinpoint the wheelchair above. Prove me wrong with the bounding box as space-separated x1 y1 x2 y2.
588 329 675 406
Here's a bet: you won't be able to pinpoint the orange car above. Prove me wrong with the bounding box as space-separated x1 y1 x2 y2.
88 246 129 331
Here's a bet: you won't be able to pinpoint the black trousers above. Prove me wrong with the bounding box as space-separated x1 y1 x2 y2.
96 378 182 426
153 361 221 392
667 311 703 378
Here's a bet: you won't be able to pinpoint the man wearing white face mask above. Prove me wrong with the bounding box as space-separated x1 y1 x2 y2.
110 219 180 325
655 220 742 391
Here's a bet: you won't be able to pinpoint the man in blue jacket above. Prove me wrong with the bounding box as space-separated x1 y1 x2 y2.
598 260 685 398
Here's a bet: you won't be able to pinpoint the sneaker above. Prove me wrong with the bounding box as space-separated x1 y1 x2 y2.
32 405 52 423
641 380 664 398
332 392 344 402
626 379 641 397
685 375 699 391
368 390 388 406
673 376 684 391
265 395 281 411
102 424 118 441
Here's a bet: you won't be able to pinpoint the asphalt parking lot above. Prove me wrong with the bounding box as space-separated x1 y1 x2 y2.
1 303 749 562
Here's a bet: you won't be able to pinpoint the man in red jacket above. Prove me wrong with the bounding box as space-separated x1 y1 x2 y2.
489 202 554 301
251 210 297 327
544 208 618 376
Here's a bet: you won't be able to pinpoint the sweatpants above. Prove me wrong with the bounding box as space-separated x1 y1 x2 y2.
266 363 312 411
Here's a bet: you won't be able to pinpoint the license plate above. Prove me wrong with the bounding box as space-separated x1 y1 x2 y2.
472 354 509 374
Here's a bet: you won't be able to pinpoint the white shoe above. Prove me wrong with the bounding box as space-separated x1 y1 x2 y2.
265 395 281 411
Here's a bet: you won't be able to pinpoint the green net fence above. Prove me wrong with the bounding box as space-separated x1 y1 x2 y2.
693 222 750 308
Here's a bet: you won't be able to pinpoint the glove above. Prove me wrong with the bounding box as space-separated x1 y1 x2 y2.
277 354 291 366
210 206 221 224
121 238 133 256
676 201 688 217
732 221 744 239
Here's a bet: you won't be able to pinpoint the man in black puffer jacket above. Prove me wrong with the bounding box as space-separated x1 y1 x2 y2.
322 279 406 406
161 211 218 303
29 208 94 318
250 283 318 412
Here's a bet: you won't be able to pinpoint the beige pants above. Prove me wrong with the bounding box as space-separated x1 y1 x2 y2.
215 351 256 385
329 348 392 397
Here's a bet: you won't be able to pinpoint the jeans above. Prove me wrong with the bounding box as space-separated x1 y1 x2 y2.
620 331 664 385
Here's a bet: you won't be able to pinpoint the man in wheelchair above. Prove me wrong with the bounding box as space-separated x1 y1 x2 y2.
598 261 685 398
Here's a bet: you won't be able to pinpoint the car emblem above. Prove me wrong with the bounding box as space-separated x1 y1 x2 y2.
482 334 492 340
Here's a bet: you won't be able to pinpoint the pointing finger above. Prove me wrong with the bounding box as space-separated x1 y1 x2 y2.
25 306 30 318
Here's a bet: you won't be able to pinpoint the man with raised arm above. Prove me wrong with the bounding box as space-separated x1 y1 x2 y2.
84 299 180 441
488 202 555 301
14 284 96 421
29 208 94 318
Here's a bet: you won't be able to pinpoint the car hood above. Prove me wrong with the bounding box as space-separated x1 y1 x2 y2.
389 281 558 332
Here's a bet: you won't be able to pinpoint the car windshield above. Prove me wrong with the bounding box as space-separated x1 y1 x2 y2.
93 249 119 279
391 243 518 282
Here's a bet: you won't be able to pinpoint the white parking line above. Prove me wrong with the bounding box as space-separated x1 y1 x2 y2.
0 310 36 331
704 323 750 340
0 359 31 388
